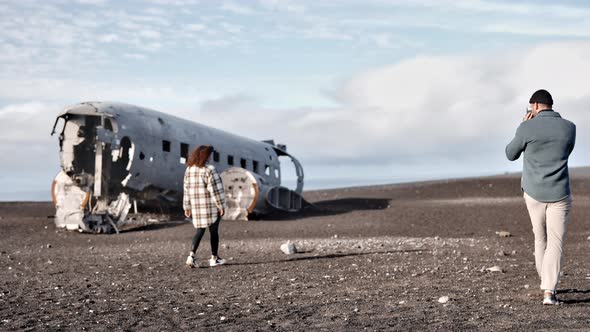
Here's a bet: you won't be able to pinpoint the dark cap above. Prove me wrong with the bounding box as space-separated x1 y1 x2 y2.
529 89 553 105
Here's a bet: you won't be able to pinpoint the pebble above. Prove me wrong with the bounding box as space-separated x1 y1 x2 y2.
220 316 226 321
496 231 511 238
524 284 530 289
438 296 450 304
280 242 297 255
486 266 504 273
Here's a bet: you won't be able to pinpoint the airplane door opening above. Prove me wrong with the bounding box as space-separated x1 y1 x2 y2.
278 156 296 191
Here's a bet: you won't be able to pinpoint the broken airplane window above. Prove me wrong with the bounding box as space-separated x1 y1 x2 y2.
213 151 220 163
228 155 234 165
162 140 171 152
265 165 270 176
253 160 259 174
180 143 189 164
240 158 247 169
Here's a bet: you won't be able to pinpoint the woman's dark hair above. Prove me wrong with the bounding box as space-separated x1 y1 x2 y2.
187 145 213 167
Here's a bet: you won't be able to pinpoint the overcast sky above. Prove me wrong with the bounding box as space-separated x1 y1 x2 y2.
2 0 590 200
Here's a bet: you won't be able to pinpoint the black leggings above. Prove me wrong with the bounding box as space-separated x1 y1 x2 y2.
191 218 220 257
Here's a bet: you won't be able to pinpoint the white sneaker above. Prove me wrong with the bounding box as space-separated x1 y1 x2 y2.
209 256 226 267
543 290 561 305
186 254 198 268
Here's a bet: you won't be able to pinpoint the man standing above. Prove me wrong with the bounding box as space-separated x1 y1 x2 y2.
506 89 576 305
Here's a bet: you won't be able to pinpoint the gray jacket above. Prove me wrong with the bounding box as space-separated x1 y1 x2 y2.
505 110 576 202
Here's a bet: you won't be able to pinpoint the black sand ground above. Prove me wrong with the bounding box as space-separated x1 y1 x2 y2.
1 174 589 331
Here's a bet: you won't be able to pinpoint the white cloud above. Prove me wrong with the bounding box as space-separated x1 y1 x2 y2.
259 0 305 14
123 53 147 60
145 0 199 5
221 22 243 34
139 29 162 39
370 0 588 18
221 1 256 15
98 33 119 43
370 33 398 49
484 24 590 37
0 78 203 105
194 41 590 171
186 23 206 32
0 102 63 199
76 0 108 5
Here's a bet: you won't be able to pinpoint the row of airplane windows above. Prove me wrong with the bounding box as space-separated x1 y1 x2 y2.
162 140 277 178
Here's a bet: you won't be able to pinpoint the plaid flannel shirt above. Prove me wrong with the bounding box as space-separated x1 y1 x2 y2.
183 164 226 228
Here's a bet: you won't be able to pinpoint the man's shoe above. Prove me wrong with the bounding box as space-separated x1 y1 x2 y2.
186 254 199 268
543 290 561 305
209 256 226 267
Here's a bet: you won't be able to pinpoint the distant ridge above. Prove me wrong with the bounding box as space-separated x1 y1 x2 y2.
492 166 590 179
570 166 590 178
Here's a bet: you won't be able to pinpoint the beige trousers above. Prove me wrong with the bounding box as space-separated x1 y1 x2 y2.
523 192 572 291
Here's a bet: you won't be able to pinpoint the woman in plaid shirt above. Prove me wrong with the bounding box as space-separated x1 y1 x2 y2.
183 145 226 268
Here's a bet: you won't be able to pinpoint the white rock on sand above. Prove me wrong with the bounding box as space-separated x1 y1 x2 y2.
280 242 297 255
486 266 504 273
438 296 450 304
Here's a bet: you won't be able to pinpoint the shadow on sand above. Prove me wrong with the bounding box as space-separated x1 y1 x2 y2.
557 289 590 304
258 197 391 221
119 197 390 232
120 220 187 233
223 248 428 267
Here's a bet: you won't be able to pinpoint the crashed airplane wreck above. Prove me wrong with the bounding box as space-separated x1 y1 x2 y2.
51 102 305 233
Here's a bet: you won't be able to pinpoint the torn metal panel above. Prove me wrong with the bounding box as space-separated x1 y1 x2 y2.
93 142 103 197
220 167 262 220
52 171 90 232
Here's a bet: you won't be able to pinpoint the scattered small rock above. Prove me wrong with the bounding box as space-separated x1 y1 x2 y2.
438 296 450 304
524 284 530 289
46 244 52 249
486 266 504 273
220 316 226 321
496 231 511 238
280 242 297 255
